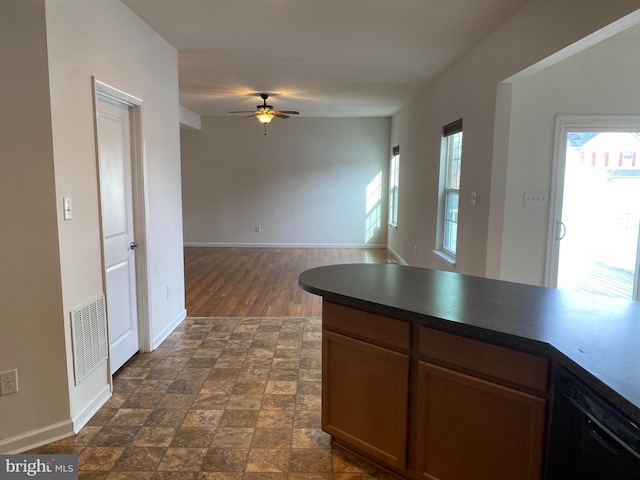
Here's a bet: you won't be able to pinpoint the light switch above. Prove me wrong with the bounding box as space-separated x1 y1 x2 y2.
471 191 477 206
63 197 72 220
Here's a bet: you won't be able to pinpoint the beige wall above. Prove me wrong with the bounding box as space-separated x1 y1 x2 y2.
389 0 640 277
46 0 186 426
497 21 640 285
0 0 70 449
181 117 390 247
0 0 186 452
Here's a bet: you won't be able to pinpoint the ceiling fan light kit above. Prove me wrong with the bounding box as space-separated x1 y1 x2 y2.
229 93 299 134
256 112 274 124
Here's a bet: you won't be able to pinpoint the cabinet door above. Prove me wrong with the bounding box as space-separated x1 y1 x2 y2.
323 330 410 470
416 362 546 480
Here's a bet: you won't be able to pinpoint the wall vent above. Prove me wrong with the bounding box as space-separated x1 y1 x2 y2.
71 294 108 384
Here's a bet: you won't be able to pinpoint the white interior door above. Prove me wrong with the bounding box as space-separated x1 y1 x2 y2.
97 94 140 372
547 116 640 301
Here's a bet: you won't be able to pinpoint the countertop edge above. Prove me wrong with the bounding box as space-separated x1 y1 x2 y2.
299 265 640 425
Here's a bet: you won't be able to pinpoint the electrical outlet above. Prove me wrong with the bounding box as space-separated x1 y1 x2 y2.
0 369 18 396
255 226 262 233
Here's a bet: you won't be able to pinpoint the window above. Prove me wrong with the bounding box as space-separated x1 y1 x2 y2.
437 119 463 261
365 172 382 242
389 145 400 227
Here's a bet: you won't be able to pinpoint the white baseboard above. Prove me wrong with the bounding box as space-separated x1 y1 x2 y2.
387 245 408 265
184 242 404 262
0 419 75 454
152 308 187 350
72 383 112 434
183 242 387 249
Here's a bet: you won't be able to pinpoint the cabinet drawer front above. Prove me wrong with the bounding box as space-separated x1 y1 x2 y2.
323 301 410 350
419 327 549 392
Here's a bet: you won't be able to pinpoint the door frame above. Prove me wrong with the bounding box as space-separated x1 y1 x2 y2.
92 77 152 364
545 114 640 293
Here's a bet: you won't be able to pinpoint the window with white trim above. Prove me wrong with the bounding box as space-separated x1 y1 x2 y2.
389 145 400 227
437 119 463 261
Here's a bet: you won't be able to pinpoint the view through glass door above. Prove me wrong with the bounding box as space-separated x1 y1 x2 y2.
549 119 640 301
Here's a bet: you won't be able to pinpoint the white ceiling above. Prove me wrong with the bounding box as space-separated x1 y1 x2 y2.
121 0 530 117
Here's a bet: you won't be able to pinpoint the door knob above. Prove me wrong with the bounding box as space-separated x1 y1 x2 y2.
130 241 139 250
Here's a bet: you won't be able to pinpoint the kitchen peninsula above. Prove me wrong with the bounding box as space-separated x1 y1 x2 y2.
299 264 640 480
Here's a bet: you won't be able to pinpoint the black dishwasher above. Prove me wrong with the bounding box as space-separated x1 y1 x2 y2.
547 366 640 479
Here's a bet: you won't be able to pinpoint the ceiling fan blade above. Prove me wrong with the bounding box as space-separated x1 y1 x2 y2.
277 111 299 115
245 114 257 118
229 110 256 114
275 114 290 119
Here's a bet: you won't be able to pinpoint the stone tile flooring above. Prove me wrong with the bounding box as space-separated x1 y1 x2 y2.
31 317 396 479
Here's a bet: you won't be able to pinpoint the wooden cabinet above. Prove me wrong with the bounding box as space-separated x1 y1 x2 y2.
323 330 410 470
416 327 548 480
322 301 410 471
415 362 546 480
321 302 550 480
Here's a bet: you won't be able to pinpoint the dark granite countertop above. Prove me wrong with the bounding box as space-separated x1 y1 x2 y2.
299 263 640 424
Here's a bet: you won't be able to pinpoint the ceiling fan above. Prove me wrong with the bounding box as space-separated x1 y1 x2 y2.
229 93 300 125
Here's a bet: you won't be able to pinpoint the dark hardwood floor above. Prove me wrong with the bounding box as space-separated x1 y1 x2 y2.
184 247 397 317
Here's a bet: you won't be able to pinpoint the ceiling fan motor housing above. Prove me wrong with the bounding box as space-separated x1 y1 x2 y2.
259 93 273 111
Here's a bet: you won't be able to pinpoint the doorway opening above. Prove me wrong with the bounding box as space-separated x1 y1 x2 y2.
546 116 640 301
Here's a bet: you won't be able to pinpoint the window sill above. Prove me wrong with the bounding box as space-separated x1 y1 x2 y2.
432 250 456 268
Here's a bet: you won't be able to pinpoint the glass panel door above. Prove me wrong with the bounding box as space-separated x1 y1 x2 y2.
556 131 640 300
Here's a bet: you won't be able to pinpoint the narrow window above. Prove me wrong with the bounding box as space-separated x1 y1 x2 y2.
389 145 400 227
437 119 463 262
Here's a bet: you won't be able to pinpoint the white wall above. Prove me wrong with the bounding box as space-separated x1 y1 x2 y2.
389 0 640 277
45 0 186 427
180 106 202 130
181 117 390 247
497 24 640 285
0 0 71 451
0 0 186 452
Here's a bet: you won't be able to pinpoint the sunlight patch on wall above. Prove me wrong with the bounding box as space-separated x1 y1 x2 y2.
365 171 382 243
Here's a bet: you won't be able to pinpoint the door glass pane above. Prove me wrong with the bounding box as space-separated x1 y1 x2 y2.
557 131 640 299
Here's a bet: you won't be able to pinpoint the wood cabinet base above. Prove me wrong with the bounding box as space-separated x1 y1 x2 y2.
321 302 549 480
415 362 546 480
322 330 410 471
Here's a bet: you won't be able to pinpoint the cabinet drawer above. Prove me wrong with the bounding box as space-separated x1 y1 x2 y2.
419 327 549 392
323 301 410 351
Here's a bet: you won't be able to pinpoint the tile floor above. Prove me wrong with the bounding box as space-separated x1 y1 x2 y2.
31 317 397 479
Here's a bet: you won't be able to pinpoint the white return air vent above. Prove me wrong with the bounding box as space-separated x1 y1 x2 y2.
71 294 108 384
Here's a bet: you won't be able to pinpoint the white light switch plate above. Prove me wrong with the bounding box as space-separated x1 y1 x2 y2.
63 197 72 220
524 191 548 206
